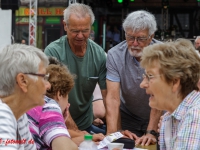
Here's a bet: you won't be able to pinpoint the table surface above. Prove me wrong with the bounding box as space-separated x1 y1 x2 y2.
136 144 157 150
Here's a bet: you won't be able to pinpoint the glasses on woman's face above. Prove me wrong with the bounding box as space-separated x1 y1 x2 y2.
142 73 162 82
125 33 150 44
24 73 49 81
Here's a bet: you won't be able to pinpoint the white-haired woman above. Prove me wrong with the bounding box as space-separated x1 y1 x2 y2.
0 44 50 149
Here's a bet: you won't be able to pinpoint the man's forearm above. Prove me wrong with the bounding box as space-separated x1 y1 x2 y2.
106 99 121 134
147 108 163 131
101 89 107 108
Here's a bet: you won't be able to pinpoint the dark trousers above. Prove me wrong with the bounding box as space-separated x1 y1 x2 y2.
84 124 106 135
121 110 149 137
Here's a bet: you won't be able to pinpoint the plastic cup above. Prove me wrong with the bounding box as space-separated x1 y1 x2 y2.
107 143 124 150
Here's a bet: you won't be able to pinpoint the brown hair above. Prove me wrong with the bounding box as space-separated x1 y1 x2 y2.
46 64 74 98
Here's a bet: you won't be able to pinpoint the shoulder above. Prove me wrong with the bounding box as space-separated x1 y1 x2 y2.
44 35 67 53
150 38 162 45
0 103 16 138
0 103 16 124
88 39 107 59
43 96 62 114
89 39 104 52
107 41 127 57
186 103 200 119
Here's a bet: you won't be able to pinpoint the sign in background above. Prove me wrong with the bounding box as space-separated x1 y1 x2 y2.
16 7 65 16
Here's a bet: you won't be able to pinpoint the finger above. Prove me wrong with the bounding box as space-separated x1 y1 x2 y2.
67 103 70 108
94 141 100 145
93 134 104 141
131 133 139 140
82 131 89 134
135 137 143 146
141 136 149 146
99 120 104 124
145 138 152 146
124 130 134 139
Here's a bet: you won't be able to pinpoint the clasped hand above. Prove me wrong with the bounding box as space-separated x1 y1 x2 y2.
120 130 157 146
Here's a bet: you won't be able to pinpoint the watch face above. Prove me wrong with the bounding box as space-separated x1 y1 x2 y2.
151 130 156 134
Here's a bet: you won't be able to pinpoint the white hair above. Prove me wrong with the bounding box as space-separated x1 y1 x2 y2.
195 36 200 43
122 10 157 36
0 44 49 96
63 3 95 25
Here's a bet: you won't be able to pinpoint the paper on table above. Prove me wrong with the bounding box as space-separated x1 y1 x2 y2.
97 132 124 149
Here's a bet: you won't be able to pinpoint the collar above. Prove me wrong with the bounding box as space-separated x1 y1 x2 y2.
164 90 200 121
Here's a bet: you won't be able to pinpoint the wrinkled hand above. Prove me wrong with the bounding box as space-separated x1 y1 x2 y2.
92 133 105 144
135 134 157 146
121 130 139 140
63 103 70 122
93 118 104 127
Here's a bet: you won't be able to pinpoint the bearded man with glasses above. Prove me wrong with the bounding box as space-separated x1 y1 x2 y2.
105 10 163 146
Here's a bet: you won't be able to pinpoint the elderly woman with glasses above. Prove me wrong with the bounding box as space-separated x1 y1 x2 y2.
140 39 200 149
0 44 51 149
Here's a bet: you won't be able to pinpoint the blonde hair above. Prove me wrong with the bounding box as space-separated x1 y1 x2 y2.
141 39 200 98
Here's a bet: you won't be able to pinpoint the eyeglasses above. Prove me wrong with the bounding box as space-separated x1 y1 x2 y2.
67 26 90 36
24 73 49 81
142 73 162 82
125 33 150 43
69 29 90 35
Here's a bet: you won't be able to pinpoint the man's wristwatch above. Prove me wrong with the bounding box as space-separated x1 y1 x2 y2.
146 130 158 137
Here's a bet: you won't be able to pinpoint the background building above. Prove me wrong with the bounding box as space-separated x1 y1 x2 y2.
1 0 200 49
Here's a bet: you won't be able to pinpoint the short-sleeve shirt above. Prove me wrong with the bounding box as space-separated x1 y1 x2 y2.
0 100 36 150
27 96 70 150
44 35 107 130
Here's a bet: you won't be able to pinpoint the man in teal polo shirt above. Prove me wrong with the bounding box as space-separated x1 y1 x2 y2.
44 3 107 134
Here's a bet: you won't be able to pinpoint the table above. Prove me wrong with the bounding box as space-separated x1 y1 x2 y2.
136 144 157 150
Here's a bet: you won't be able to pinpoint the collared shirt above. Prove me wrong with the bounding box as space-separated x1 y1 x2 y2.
160 90 200 150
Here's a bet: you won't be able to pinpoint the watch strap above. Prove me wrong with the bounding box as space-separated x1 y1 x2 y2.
146 130 158 137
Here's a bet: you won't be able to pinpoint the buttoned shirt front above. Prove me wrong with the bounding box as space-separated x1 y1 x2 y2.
160 90 200 150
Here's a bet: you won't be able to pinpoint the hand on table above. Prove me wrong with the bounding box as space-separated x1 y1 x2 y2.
92 133 105 144
120 130 139 140
135 133 157 146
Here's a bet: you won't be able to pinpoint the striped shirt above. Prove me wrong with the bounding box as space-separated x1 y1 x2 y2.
160 90 200 150
27 96 70 150
0 99 36 150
